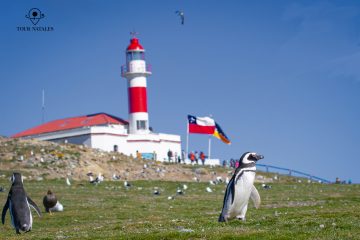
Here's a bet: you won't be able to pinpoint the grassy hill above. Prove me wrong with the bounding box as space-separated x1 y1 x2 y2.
0 137 359 239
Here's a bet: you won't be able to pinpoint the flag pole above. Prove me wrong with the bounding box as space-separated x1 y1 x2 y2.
186 121 189 161
208 136 211 160
208 114 213 161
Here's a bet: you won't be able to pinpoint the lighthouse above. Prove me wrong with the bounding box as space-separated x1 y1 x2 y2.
121 35 152 134
13 34 182 162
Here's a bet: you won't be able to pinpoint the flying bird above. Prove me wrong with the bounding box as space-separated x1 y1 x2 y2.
175 10 184 25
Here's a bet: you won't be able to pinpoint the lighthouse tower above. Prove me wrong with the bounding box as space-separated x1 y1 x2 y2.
121 35 152 134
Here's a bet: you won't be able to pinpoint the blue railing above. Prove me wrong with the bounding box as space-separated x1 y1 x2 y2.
256 163 332 183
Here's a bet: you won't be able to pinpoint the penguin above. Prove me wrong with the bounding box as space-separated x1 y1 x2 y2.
43 190 57 214
2 172 42 234
218 152 264 222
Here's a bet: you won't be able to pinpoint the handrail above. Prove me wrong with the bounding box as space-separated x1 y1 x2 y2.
256 163 332 183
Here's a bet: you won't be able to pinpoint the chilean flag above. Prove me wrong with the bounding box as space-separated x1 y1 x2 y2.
188 115 216 134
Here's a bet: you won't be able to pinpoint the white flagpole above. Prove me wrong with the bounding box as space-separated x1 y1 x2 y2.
186 121 189 161
208 114 213 161
208 136 211 160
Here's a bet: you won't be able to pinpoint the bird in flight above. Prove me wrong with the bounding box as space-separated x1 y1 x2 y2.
175 10 184 25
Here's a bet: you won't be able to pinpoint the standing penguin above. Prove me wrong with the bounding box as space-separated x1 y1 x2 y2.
218 152 264 222
2 172 42 234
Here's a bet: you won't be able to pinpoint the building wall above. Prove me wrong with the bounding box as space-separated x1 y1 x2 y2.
50 134 91 146
91 133 128 153
22 124 181 162
126 133 181 161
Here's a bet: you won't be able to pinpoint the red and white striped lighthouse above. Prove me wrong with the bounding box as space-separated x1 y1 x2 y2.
121 34 152 134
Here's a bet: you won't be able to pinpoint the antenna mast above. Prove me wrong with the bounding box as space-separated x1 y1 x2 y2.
42 89 45 123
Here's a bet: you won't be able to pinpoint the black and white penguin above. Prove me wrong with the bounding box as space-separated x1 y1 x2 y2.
218 152 264 222
2 172 42 234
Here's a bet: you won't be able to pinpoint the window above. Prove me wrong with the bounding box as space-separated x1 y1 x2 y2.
136 120 147 130
113 145 118 152
126 52 145 62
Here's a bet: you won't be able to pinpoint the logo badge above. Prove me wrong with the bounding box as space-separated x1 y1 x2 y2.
25 8 45 25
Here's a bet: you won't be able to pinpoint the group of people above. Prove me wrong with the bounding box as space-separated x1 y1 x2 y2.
166 149 207 165
226 158 241 168
135 149 208 165
188 151 206 165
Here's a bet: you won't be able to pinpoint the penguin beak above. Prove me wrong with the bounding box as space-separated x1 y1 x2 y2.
253 154 264 161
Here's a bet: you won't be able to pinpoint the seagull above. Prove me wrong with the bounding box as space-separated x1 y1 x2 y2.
206 187 213 193
112 174 120 180
182 184 188 190
168 196 174 200
89 173 104 185
124 181 131 188
262 183 272 189
66 177 71 186
176 188 184 195
175 10 184 25
89 175 94 182
97 173 104 182
153 187 160 195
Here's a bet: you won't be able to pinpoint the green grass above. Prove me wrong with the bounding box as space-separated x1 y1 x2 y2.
0 178 359 239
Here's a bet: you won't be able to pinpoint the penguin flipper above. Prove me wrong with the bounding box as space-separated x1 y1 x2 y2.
1 197 9 224
250 185 261 209
27 197 42 217
218 176 235 222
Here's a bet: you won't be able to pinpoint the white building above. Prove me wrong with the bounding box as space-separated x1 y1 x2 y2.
13 36 182 161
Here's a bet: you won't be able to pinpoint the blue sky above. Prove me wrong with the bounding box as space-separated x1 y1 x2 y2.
0 0 359 183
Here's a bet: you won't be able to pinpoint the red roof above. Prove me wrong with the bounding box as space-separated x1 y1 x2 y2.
127 37 144 51
12 113 128 138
